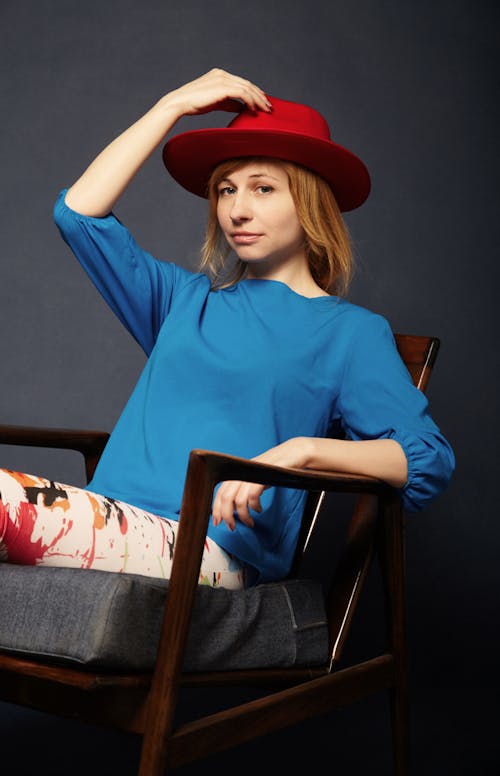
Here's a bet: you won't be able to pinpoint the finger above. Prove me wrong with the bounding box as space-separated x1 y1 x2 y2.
213 481 256 529
211 97 245 113
233 491 255 528
213 502 236 532
212 481 239 530
233 81 271 112
212 483 229 527
247 490 263 513
214 68 268 98
216 70 271 112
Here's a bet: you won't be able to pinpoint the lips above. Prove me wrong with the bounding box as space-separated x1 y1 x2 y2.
231 232 262 244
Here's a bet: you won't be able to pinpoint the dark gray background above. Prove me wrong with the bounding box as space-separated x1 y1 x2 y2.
1 1 498 773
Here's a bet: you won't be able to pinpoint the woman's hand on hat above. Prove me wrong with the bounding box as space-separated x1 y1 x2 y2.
162 68 272 120
211 437 311 531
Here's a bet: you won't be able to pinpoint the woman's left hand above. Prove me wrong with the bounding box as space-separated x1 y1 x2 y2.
211 438 311 531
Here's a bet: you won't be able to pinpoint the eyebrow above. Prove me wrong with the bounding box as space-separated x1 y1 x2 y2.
219 172 281 184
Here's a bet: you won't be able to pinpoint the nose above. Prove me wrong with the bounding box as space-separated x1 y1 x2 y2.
229 191 252 222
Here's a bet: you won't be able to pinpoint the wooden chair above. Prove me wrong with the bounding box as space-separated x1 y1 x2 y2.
0 333 440 776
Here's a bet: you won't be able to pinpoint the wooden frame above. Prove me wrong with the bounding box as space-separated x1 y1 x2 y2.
0 334 440 775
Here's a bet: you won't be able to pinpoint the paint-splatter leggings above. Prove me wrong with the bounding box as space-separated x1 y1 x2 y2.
0 469 244 589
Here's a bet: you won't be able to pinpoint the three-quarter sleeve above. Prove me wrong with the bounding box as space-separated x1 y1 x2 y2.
53 189 193 355
337 312 455 512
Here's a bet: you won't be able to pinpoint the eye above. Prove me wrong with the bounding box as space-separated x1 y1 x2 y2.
218 185 236 197
257 185 273 194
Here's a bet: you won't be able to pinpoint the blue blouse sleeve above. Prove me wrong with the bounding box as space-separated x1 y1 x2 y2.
53 189 194 355
337 311 455 512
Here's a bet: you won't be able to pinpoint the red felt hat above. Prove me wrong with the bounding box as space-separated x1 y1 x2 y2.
162 95 371 212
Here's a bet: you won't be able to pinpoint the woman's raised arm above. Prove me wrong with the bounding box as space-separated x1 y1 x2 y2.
65 68 271 217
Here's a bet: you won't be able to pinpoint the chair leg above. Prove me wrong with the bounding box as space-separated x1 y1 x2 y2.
389 677 410 776
379 496 410 776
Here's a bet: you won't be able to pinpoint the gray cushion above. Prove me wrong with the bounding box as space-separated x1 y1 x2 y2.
0 564 328 672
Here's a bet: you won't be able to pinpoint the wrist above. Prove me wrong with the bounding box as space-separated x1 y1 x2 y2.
294 436 319 469
151 92 187 126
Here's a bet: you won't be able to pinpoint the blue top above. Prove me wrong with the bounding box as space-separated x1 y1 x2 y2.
53 190 455 584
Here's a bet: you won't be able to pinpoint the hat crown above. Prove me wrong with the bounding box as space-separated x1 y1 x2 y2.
228 96 332 142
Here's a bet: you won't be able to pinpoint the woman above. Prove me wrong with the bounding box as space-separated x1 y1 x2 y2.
0 69 455 588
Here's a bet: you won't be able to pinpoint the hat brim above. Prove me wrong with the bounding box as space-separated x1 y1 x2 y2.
162 128 371 212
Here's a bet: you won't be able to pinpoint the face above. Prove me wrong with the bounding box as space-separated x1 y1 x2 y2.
216 160 306 276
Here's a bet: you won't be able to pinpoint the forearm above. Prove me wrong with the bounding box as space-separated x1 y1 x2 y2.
64 95 184 217
299 436 408 488
214 436 408 529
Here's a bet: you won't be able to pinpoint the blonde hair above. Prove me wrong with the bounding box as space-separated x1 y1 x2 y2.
199 156 354 296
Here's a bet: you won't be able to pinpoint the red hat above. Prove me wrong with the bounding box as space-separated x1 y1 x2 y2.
162 96 371 212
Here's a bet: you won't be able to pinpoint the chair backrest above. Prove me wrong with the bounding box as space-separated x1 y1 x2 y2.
393 333 440 391
290 333 440 666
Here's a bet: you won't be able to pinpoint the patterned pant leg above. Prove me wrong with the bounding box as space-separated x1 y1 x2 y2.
0 469 244 589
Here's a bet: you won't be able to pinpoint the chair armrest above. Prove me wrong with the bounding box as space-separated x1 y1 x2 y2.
143 448 394 739
188 448 389 495
0 424 110 483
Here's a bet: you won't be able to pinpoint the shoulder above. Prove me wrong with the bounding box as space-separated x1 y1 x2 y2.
332 297 385 321
169 264 211 295
325 299 401 381
329 298 394 340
